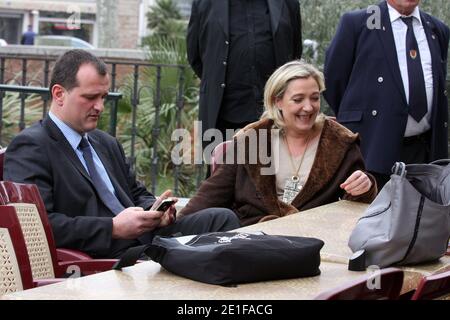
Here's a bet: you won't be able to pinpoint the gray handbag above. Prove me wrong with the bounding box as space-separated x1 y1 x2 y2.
348 160 450 269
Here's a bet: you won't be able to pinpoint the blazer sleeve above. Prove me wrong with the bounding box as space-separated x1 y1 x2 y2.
323 12 358 115
4 133 115 256
186 0 203 78
179 161 237 217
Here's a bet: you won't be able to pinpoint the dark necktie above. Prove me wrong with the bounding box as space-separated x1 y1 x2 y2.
400 16 428 122
78 137 125 215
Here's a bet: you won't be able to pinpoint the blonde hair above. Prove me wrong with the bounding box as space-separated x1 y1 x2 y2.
261 60 325 129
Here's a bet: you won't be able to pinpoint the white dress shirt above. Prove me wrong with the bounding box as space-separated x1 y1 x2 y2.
388 3 434 137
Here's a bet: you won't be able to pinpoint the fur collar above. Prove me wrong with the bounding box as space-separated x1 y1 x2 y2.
235 116 359 217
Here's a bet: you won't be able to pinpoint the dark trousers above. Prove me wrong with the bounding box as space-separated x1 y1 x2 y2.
152 207 241 238
117 208 241 260
370 131 431 190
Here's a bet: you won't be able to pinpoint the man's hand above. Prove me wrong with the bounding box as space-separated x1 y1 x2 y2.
112 207 163 239
159 202 177 227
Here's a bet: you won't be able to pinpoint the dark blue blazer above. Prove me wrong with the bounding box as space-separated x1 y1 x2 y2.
324 1 449 175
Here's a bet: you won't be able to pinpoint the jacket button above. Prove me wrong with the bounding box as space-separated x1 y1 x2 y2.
378 77 384 83
223 61 227 66
432 34 436 40
444 90 448 97
225 41 229 45
445 122 448 128
372 110 378 116
221 83 226 88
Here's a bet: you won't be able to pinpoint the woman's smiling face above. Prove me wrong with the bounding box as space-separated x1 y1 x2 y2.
277 77 321 136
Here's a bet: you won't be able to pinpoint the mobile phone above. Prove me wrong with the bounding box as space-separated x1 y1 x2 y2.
155 198 176 212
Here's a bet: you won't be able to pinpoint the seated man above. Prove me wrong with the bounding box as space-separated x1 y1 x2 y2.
4 49 240 258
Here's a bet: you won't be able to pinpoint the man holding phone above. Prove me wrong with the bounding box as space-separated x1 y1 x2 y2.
4 50 240 259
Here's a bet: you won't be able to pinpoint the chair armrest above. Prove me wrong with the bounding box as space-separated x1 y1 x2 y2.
56 248 92 262
33 278 66 287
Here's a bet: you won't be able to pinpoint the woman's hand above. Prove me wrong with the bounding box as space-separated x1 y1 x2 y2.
340 170 372 196
152 189 178 228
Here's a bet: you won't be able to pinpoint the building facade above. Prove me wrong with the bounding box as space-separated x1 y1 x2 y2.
0 0 194 49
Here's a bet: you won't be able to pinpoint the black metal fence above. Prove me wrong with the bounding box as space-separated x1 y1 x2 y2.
0 54 205 197
0 54 449 197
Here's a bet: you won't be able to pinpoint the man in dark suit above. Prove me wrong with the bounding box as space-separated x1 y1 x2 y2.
324 0 449 188
187 0 302 147
4 49 240 258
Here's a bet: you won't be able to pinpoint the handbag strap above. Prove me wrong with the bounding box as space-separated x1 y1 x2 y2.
429 159 450 166
391 162 407 177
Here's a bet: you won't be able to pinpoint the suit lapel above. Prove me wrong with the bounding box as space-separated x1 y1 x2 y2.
267 0 284 36
214 0 229 39
43 117 92 183
376 1 408 105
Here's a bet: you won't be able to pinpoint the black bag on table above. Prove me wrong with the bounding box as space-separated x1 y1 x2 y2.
113 232 324 285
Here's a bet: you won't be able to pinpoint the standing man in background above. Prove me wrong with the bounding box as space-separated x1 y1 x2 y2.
21 25 37 45
324 0 449 189
187 0 302 148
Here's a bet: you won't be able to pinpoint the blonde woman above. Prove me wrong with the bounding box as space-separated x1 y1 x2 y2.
181 61 377 226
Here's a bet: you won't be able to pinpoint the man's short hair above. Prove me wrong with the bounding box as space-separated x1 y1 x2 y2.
49 49 108 95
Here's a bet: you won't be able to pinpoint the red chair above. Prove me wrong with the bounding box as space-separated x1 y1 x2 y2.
0 205 34 294
210 140 232 174
0 181 117 280
411 270 450 300
0 205 65 294
314 268 404 300
0 149 88 262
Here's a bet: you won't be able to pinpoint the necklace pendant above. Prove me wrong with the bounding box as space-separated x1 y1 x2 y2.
282 176 302 204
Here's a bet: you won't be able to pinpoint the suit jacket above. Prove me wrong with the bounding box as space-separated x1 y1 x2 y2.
4 117 156 258
187 0 302 138
324 1 449 175
180 117 377 226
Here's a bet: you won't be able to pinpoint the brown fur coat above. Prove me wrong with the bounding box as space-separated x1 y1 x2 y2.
180 117 377 226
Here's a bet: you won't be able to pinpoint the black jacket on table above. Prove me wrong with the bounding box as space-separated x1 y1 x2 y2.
4 117 156 258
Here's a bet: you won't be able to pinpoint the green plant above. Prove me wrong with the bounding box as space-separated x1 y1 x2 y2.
117 0 200 196
144 0 186 41
301 0 450 67
0 92 43 147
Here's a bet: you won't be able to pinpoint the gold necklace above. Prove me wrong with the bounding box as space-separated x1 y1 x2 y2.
282 132 311 204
